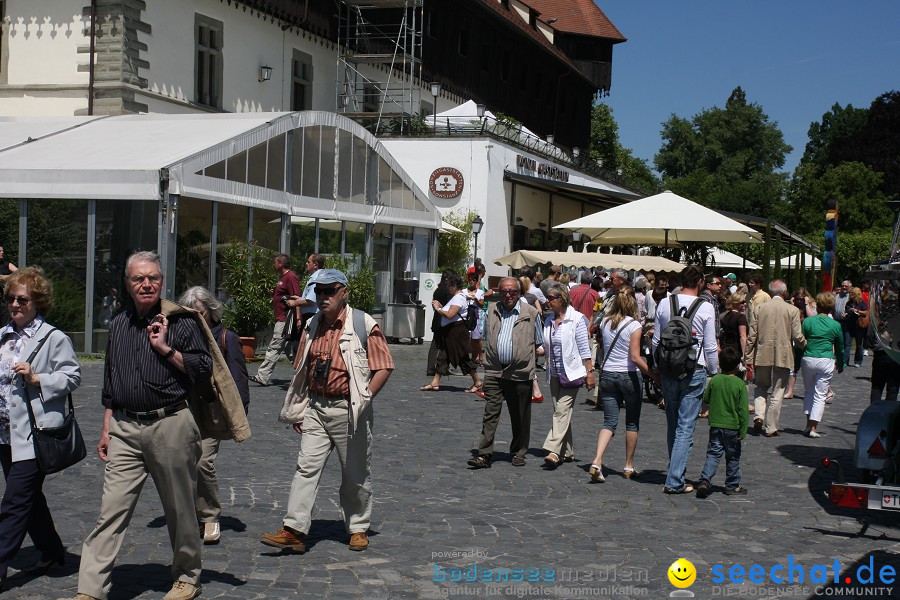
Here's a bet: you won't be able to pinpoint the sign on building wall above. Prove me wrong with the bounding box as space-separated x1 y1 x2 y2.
429 167 465 199
516 154 569 183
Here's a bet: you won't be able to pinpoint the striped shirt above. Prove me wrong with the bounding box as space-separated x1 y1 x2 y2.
495 303 540 365
102 303 212 412
302 307 394 397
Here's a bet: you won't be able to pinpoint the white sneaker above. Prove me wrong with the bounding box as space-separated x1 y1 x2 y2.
805 430 821 438
203 521 220 544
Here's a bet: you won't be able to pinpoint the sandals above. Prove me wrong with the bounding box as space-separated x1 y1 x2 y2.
543 452 561 468
465 384 484 394
420 384 440 391
589 464 605 483
623 466 640 479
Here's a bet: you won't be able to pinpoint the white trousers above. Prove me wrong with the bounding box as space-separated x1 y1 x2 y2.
801 356 834 423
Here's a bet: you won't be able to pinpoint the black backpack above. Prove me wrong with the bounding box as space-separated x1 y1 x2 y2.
465 300 479 331
654 295 705 380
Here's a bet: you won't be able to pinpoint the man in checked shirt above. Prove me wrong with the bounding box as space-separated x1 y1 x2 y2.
262 269 393 553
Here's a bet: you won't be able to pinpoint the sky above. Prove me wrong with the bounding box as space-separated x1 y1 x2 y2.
597 1 900 175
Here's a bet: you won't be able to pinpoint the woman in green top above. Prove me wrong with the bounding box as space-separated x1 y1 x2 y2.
799 292 845 438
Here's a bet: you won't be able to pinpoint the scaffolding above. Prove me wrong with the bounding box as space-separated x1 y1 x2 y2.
336 0 424 133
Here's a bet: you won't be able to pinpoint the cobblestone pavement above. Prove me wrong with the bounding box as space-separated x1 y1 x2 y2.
4 346 899 599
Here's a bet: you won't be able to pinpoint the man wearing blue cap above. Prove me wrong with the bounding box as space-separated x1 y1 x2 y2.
261 269 394 553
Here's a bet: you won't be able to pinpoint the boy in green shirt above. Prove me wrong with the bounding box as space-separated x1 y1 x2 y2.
696 348 749 498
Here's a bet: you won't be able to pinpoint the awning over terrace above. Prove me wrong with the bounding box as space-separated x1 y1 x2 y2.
0 112 442 230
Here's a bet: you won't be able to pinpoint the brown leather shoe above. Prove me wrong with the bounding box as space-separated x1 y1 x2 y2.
349 531 369 551
764 431 780 437
752 420 763 433
260 527 306 553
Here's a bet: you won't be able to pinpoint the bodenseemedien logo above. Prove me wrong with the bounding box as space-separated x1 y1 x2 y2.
668 558 697 598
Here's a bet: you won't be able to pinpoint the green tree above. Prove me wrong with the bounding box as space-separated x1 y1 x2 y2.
784 161 893 236
655 86 792 218
799 102 868 176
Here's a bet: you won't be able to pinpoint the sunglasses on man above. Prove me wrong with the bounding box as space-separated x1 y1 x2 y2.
315 285 344 297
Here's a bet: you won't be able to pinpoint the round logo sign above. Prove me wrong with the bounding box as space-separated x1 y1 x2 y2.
429 167 464 199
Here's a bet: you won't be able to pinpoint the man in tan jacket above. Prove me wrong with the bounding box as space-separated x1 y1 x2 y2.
745 280 806 437
746 274 771 330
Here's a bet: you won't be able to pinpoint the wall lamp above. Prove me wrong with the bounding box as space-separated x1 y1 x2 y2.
546 134 554 145
259 65 273 82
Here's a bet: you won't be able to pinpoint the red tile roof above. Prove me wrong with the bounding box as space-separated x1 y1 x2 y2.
523 0 626 41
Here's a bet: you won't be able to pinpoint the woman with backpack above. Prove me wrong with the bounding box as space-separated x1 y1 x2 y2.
420 273 482 394
588 286 657 482
540 283 595 467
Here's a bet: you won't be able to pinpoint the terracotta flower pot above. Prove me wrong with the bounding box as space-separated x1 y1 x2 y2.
239 337 258 361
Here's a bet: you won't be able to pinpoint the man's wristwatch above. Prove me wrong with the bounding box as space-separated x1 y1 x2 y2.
164 347 176 360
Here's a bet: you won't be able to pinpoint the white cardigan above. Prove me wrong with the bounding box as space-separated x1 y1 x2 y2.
542 305 590 384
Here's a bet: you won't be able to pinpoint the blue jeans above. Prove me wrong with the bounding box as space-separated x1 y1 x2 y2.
662 369 708 490
699 428 742 489
600 371 643 433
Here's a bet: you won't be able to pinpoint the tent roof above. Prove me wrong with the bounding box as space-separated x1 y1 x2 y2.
555 190 762 245
0 112 442 229
700 247 761 270
0 113 277 172
492 249 684 272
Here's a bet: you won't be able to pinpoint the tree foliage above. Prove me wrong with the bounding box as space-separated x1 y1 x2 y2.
654 86 791 217
437 208 476 275
221 241 278 337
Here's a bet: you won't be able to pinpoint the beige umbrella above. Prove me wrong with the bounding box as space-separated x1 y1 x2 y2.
492 250 684 272
555 190 762 247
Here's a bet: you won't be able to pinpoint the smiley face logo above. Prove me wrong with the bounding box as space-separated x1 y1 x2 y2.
668 558 696 588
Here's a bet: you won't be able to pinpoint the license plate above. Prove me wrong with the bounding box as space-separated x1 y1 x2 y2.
882 491 900 510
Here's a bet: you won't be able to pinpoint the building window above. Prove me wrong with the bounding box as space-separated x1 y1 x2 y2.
291 50 313 111
425 10 435 38
195 14 223 109
458 29 469 57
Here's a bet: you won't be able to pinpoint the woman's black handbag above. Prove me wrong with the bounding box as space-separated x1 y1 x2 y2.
22 326 87 475
25 393 87 475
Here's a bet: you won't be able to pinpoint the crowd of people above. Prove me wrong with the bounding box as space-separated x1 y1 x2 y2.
0 245 894 598
451 262 894 498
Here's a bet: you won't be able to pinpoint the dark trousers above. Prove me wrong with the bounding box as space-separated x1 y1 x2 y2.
699 428 742 489
475 376 532 458
426 332 448 377
871 351 900 403
0 445 65 575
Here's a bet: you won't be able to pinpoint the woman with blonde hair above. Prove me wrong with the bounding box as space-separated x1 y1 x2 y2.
589 286 656 482
541 283 594 467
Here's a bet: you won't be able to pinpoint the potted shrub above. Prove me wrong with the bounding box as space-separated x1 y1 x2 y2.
220 241 277 360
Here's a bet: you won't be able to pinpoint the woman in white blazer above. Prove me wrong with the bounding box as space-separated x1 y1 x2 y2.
541 283 595 467
0 267 81 589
